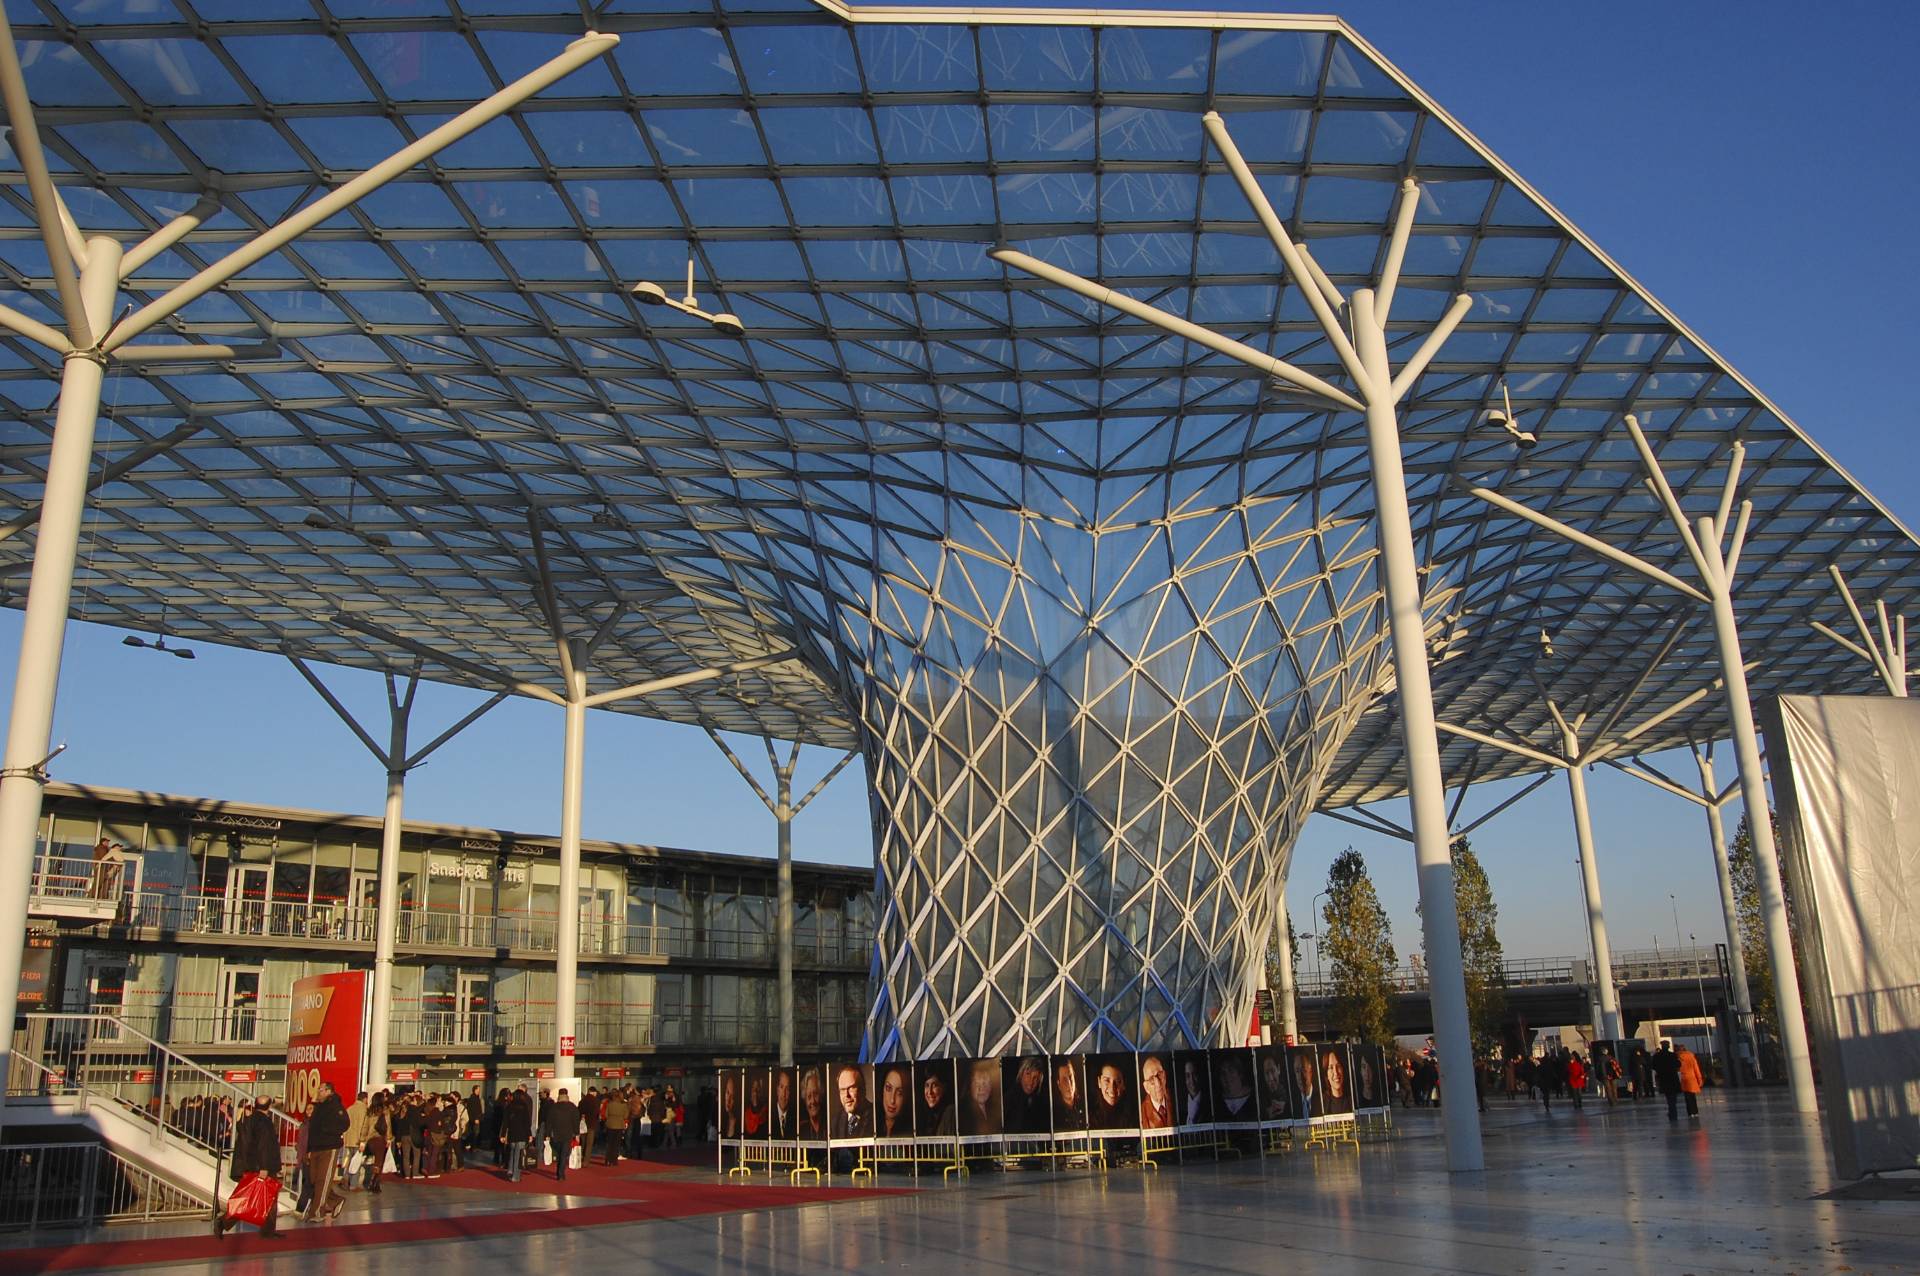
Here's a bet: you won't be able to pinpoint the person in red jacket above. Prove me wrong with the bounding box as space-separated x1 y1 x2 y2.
1675 1045 1705 1120
1566 1053 1587 1111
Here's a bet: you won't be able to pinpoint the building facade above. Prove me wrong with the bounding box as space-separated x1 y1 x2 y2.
23 782 871 1090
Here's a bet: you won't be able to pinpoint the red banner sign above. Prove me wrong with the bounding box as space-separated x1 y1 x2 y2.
132 1068 156 1084
225 1069 259 1084
559 1034 575 1058
535 1068 556 1080
599 1067 626 1079
461 1068 488 1081
285 970 367 1116
389 1068 421 1083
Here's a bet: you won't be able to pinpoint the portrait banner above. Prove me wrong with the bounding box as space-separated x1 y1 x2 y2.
1049 1055 1089 1138
768 1066 799 1141
717 1068 745 1142
873 1061 916 1141
1352 1044 1388 1113
1317 1043 1355 1119
1287 1045 1320 1122
1001 1055 1052 1136
1086 1052 1140 1135
1137 1052 1175 1133
1254 1044 1293 1128
1173 1049 1214 1130
1211 1047 1258 1125
828 1061 876 1144
913 1059 957 1141
743 1068 771 1138
794 1064 831 1146
956 1057 1004 1143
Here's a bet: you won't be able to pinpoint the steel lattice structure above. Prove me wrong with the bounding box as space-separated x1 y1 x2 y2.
1 3 1916 1059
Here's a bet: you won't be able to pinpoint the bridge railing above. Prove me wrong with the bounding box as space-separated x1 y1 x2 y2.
1294 946 1719 999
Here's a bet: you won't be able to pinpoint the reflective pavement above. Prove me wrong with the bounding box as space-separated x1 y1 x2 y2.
11 1090 1917 1275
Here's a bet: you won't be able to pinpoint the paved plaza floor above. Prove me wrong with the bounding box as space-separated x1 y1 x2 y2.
4 1090 1915 1275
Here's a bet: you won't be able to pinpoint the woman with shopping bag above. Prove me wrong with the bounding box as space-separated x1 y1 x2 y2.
216 1097 284 1238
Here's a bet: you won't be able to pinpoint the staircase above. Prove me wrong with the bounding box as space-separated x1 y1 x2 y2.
5 1013 303 1222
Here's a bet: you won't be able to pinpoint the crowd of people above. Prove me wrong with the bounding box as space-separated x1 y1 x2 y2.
214 1076 713 1237
1385 1039 1709 1123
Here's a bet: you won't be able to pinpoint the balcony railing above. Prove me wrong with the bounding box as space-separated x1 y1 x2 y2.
1294 946 1723 999
47 878 871 967
83 1007 865 1055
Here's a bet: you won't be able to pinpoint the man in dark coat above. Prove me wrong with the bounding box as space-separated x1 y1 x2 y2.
301 1082 350 1222
217 1098 283 1237
543 1088 579 1182
505 1085 534 1182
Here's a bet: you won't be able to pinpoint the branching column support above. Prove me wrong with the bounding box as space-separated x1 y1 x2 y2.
995 113 1485 1169
1466 421 1819 1113
288 657 508 1090
706 734 857 1065
1272 902 1299 1044
0 15 619 1134
1813 565 1908 697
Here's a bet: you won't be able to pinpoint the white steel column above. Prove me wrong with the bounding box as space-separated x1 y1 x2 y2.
553 649 588 1080
1695 747 1758 1077
774 766 794 1066
1561 739 1621 1039
0 239 119 1133
1699 526 1816 1108
1273 906 1299 1043
368 720 407 1091
1353 288 1484 1170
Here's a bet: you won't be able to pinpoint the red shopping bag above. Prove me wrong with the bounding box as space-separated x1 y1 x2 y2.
225 1172 280 1228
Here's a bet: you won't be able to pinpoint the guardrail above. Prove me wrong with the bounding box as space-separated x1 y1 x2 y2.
7 1014 302 1166
1294 947 1722 999
0 1142 209 1233
37 881 871 967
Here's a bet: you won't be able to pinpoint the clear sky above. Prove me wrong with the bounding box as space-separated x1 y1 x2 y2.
2 3 1914 968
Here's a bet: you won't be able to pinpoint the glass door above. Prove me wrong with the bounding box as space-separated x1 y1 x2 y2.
348 870 378 941
84 959 129 1042
219 966 263 1044
458 875 490 948
225 864 270 936
456 970 491 1045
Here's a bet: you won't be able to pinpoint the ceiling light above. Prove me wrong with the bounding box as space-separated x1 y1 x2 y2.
631 259 747 336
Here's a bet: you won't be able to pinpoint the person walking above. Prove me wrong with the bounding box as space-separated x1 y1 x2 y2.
1675 1044 1705 1121
216 1097 284 1238
505 1085 533 1182
1600 1051 1621 1105
340 1091 369 1192
302 1081 350 1223
579 1088 601 1167
363 1094 390 1194
1652 1040 1683 1121
544 1088 580 1182
1566 1053 1586 1111
646 1086 668 1151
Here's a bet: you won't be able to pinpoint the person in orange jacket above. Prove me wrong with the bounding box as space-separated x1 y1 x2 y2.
1675 1044 1704 1120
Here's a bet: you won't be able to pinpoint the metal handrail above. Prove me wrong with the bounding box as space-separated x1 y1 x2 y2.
1295 946 1723 998
0 1141 211 1233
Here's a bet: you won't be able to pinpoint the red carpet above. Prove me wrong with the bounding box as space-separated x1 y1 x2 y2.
2 1182 913 1273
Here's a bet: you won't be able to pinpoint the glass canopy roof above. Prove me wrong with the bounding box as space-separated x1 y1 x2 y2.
2 1 1915 809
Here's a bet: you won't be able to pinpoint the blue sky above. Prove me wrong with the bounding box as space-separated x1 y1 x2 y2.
2 3 1915 966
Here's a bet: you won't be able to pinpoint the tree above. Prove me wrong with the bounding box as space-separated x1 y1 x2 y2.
1321 848 1397 1046
1418 835 1507 1056
1727 811 1805 1059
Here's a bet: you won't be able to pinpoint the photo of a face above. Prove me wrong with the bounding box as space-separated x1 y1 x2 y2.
1213 1048 1257 1125
1050 1055 1087 1133
797 1065 828 1143
1173 1050 1212 1128
745 1071 768 1133
770 1067 796 1140
830 1062 874 1142
720 1069 741 1138
1288 1045 1318 1120
1002 1055 1050 1135
877 1065 913 1138
1139 1054 1173 1130
1086 1052 1138 1133
915 1060 955 1138
1319 1045 1354 1116
959 1058 1003 1139
1355 1047 1381 1109
1255 1045 1292 1122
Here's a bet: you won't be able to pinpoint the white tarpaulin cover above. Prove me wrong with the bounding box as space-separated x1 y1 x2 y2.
1766 694 1920 1179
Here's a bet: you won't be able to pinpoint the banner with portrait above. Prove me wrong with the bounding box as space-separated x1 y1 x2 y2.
1286 1045 1320 1121
1049 1054 1089 1138
873 1061 916 1141
1085 1052 1140 1135
742 1067 771 1138
1002 1055 1052 1136
1173 1049 1213 1130
913 1058 957 1141
1211 1047 1259 1126
767 1066 799 1140
794 1063 830 1146
718 1067 745 1141
1253 1044 1294 1128
1351 1044 1389 1113
827 1061 875 1145
1316 1042 1356 1119
1137 1052 1175 1133
956 1057 1005 1143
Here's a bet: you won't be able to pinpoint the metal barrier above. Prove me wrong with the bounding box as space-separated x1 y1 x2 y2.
0 1142 211 1233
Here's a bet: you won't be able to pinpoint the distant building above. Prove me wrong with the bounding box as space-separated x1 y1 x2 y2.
24 782 872 1089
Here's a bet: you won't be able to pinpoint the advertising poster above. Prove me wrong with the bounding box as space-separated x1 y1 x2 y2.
874 1061 915 1140
1002 1055 1051 1135
1212 1047 1258 1125
914 1059 956 1139
718 1068 744 1140
795 1064 830 1145
1318 1043 1355 1117
768 1066 798 1140
284 970 367 1117
828 1061 875 1143
1287 1045 1320 1121
1086 1052 1140 1134
1173 1049 1213 1129
1353 1045 1387 1112
1138 1053 1175 1131
1254 1044 1293 1126
1049 1055 1088 1135
957 1057 1004 1141
743 1068 770 1137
